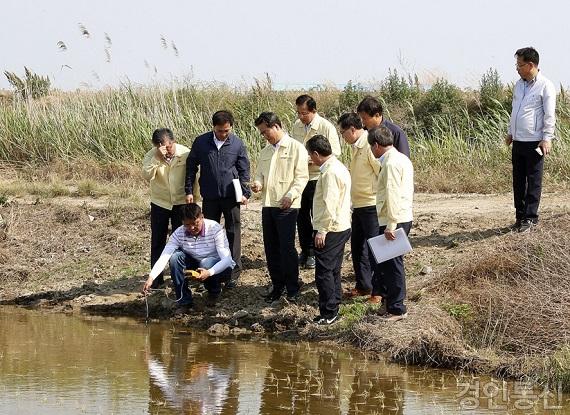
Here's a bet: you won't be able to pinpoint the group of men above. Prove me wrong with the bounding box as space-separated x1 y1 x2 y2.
141 46 556 325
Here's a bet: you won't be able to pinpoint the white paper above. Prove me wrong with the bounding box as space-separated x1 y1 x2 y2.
367 228 412 264
232 179 243 203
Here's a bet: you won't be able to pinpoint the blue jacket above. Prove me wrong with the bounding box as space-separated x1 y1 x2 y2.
185 132 251 200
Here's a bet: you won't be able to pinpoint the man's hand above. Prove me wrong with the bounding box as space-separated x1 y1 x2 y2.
241 196 248 206
251 181 262 193
539 139 552 156
157 145 168 159
384 229 397 241
314 231 326 249
280 196 292 210
185 194 194 204
195 268 211 281
142 276 154 294
505 135 513 146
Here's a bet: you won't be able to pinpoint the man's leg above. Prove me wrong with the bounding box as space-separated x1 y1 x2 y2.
220 198 242 283
202 199 223 223
276 208 300 296
378 222 412 316
512 141 528 224
168 250 194 306
297 180 317 266
262 207 284 294
170 204 184 233
199 257 224 297
351 207 377 293
314 229 350 318
150 203 171 287
524 141 544 222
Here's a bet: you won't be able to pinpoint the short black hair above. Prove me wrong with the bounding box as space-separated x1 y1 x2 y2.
306 134 332 156
180 203 202 221
295 94 317 112
254 112 282 128
338 112 363 130
357 96 383 117
367 126 393 147
151 128 174 146
212 110 234 127
515 47 540 65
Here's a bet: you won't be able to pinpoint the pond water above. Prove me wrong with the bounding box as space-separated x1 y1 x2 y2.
0 306 567 414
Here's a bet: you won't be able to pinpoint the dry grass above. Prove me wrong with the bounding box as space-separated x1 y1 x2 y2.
429 214 570 355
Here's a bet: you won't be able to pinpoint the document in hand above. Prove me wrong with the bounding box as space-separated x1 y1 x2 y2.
367 228 412 264
232 178 243 203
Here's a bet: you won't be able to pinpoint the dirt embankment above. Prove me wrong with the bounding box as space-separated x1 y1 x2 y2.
1 191 570 380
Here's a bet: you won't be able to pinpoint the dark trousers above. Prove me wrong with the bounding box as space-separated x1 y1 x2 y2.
150 203 183 285
372 221 412 316
351 206 379 293
262 207 300 295
512 141 544 222
202 197 242 281
315 229 351 318
297 180 317 257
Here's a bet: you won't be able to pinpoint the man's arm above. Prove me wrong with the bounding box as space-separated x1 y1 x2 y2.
326 123 342 157
394 129 411 158
540 81 557 155
142 230 182 292
185 139 200 200
207 227 234 276
383 164 403 232
236 141 252 199
283 145 309 207
142 149 162 181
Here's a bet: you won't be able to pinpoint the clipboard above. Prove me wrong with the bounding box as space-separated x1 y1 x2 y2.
367 228 412 264
232 179 243 203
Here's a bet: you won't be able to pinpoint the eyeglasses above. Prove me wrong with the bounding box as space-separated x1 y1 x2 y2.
516 62 530 69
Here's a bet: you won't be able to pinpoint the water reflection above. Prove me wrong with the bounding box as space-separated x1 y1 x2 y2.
1 306 568 414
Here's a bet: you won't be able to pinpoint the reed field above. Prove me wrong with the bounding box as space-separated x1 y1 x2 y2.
1 70 569 193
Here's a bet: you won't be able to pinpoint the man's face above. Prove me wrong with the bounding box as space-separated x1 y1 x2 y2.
156 138 175 156
308 150 321 166
257 122 280 146
213 122 232 141
516 56 534 80
358 112 382 130
340 126 359 145
297 103 316 126
184 215 204 236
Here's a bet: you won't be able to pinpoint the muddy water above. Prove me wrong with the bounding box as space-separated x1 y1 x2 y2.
0 307 568 415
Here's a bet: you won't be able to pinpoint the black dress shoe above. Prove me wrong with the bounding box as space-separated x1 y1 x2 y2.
225 279 237 289
264 289 283 304
305 256 316 269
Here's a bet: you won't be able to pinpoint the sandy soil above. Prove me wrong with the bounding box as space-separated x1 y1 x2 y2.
1 191 569 339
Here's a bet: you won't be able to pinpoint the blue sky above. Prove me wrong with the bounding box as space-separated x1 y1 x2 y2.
1 0 569 91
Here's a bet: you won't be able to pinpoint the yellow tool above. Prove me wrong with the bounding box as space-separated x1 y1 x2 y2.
184 269 200 278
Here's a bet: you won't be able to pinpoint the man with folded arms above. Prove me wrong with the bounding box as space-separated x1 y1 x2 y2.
252 112 309 304
357 96 410 158
338 113 381 300
307 135 351 325
368 126 414 322
142 203 234 313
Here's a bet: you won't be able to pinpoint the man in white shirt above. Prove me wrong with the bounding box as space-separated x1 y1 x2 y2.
142 203 234 312
506 47 556 232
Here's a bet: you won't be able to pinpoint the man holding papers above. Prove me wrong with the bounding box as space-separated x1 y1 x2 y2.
306 135 351 325
368 126 414 322
185 110 251 288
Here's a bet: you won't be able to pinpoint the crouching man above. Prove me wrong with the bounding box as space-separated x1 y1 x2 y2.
142 203 234 313
307 135 352 325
